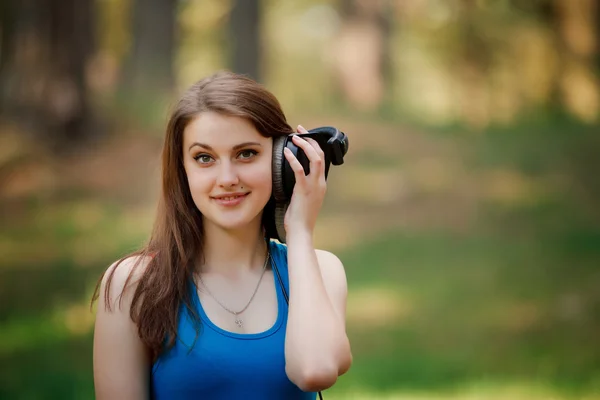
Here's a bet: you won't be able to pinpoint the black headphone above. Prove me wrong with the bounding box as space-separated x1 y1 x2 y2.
263 126 349 243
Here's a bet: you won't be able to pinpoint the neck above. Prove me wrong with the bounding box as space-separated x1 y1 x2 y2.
200 218 268 275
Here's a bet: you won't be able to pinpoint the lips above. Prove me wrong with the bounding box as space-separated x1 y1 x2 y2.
211 192 249 206
216 195 245 201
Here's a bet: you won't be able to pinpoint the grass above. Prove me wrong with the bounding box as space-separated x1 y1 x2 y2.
0 333 94 400
327 229 600 397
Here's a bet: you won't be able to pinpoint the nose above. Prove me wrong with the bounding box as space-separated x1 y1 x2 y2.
216 161 239 188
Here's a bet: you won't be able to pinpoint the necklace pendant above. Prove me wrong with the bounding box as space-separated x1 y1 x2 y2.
235 317 243 328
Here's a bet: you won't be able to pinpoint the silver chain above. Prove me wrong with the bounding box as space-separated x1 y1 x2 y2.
197 250 270 327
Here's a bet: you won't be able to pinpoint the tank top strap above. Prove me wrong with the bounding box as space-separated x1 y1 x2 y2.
268 240 290 297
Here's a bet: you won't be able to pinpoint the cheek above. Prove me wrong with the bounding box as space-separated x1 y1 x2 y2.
242 161 272 190
185 168 213 196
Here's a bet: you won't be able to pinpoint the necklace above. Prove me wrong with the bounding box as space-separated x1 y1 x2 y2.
197 250 270 329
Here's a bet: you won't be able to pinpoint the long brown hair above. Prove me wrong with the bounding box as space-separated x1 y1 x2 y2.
91 71 294 362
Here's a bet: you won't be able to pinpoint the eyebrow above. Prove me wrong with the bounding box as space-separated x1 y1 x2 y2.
188 141 262 151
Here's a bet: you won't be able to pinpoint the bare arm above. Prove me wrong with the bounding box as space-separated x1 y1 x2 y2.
280 128 352 392
93 257 151 400
284 231 353 392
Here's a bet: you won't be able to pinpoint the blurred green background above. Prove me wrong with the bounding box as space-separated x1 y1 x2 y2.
1 0 599 399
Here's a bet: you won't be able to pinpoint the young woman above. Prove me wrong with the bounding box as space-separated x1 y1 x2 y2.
92 71 352 399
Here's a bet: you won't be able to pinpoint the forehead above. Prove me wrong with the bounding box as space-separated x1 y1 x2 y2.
183 111 268 148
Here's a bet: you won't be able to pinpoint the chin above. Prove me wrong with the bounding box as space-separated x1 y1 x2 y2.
213 217 249 229
208 220 260 234
204 210 264 232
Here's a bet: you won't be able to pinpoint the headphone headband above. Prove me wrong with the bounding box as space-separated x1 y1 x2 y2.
295 126 348 166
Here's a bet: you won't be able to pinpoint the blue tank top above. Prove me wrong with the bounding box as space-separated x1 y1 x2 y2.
151 240 317 399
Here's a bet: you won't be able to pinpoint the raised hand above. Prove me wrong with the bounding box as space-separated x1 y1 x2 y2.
282 125 327 238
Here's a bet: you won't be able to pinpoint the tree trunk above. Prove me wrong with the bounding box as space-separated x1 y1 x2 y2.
228 0 262 82
332 0 392 111
0 1 17 102
553 0 599 122
596 0 600 71
455 0 492 128
0 0 96 150
123 0 177 98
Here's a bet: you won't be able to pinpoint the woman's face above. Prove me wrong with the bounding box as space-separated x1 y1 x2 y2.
182 111 273 232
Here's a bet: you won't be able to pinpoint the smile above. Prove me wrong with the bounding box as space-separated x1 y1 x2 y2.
211 193 249 206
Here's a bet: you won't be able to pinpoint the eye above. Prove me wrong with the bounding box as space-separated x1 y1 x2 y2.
193 153 214 164
238 149 258 160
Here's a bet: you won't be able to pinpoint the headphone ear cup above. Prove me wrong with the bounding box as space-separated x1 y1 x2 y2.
271 135 291 243
261 196 279 241
271 134 313 243
271 135 288 203
274 202 288 243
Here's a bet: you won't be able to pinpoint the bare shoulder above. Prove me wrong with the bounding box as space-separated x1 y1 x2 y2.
314 249 347 287
315 249 343 264
93 254 153 399
97 254 153 312
315 249 348 317
315 249 345 273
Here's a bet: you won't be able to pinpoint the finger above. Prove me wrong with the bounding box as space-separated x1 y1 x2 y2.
305 137 325 160
291 135 323 174
296 124 309 134
304 138 326 177
284 147 308 184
